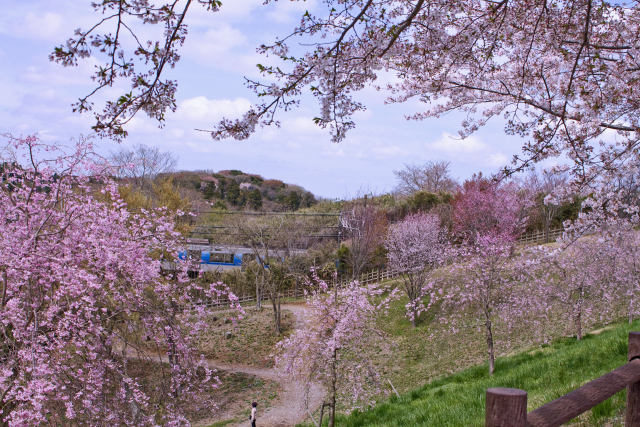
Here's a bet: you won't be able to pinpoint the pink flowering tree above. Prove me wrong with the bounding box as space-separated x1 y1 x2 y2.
53 1 640 193
442 177 532 375
442 235 537 376
452 176 529 243
540 237 617 340
275 273 398 427
385 213 448 326
0 135 240 426
603 222 640 325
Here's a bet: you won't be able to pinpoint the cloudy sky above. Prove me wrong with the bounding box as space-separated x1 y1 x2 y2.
0 0 530 198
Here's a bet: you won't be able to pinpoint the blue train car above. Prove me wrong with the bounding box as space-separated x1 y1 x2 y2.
176 245 255 272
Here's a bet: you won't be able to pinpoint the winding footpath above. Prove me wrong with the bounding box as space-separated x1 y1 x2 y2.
209 304 325 427
125 304 324 426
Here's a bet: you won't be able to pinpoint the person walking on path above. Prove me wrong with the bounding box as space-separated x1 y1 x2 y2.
250 401 257 427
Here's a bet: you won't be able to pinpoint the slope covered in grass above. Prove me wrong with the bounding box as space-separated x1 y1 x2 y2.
328 321 638 426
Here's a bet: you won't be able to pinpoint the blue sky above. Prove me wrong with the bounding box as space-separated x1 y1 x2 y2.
0 0 531 198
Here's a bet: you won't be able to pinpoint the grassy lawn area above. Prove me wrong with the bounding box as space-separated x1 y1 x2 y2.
196 370 280 427
320 320 638 426
373 279 556 394
197 306 294 368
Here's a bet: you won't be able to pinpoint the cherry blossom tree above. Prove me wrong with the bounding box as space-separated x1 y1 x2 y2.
442 235 527 376
275 273 397 427
540 237 617 340
442 176 532 375
452 175 529 243
604 222 640 325
0 135 239 425
524 168 570 242
54 1 640 185
385 213 448 326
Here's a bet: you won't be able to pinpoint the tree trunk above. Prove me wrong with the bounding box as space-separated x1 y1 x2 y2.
328 348 337 427
411 306 417 328
486 319 495 376
576 294 583 340
630 294 635 325
271 293 281 335
256 273 263 310
544 215 551 244
317 402 327 427
276 296 281 333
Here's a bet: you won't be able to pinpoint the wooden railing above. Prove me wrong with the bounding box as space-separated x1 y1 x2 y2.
198 288 307 310
516 228 564 246
194 267 405 311
194 231 564 312
486 332 640 426
338 267 404 286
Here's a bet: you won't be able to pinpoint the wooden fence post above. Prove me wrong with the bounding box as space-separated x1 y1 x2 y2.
486 388 527 427
627 332 640 426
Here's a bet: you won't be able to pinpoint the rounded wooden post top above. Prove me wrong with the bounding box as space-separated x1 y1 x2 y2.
629 332 640 360
487 388 528 397
486 388 528 427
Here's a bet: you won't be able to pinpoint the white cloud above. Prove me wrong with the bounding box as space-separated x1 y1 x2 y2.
174 96 252 122
180 24 268 74
20 58 99 87
24 12 64 38
427 132 486 153
187 0 260 25
424 131 513 170
265 0 318 24
285 117 326 135
487 152 509 167
0 11 64 40
372 145 407 157
126 116 162 134
184 24 248 59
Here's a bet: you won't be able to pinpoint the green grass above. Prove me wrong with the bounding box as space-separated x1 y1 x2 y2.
197 306 294 368
195 370 280 426
203 419 240 427
327 320 637 426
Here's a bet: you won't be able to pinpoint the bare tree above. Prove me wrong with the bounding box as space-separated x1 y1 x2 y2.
232 215 305 334
526 169 569 242
394 161 458 195
110 144 178 190
340 200 387 279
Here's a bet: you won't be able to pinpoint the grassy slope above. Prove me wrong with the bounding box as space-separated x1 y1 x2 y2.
332 320 637 426
372 275 557 394
371 245 586 394
197 370 280 427
197 307 293 368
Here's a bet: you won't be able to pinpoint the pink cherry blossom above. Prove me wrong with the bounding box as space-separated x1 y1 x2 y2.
0 135 239 426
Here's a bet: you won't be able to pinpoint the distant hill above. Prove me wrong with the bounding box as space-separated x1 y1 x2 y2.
165 169 318 212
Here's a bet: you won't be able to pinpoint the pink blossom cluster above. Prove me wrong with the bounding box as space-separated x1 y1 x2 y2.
0 136 238 425
275 271 398 414
385 212 448 325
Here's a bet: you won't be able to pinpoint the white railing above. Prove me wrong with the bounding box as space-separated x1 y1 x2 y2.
193 267 405 311
516 228 563 245
195 230 563 311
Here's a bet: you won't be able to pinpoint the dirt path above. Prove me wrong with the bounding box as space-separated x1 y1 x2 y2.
206 303 324 427
124 304 323 426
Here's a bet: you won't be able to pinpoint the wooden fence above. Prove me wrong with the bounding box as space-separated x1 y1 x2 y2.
197 230 563 312
189 289 303 310
338 267 405 286
196 267 406 311
486 331 640 426
516 228 564 246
